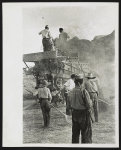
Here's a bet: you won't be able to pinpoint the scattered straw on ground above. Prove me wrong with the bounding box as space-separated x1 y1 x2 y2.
23 99 115 144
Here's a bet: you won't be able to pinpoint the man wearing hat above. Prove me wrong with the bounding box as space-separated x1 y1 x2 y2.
68 74 93 143
39 25 54 51
35 80 52 127
85 73 99 122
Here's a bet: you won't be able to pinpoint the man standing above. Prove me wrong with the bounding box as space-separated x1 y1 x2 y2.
39 25 54 51
59 28 70 42
64 74 76 115
35 80 52 127
68 74 93 143
85 73 99 122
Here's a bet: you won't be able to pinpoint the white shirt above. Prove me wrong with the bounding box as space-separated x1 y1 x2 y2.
64 79 75 91
39 29 51 38
34 87 52 100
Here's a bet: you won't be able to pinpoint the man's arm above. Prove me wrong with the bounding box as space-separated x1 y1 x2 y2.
84 81 89 91
83 89 94 122
33 91 38 96
64 80 70 92
83 89 92 110
48 88 52 101
38 31 42 35
67 92 72 110
48 31 52 38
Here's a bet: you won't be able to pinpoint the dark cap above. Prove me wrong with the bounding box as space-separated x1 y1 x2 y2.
71 74 76 79
59 28 63 32
45 25 49 29
74 74 84 85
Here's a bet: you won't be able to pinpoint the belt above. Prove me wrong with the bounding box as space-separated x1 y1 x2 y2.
72 108 86 112
43 37 50 39
39 98 48 100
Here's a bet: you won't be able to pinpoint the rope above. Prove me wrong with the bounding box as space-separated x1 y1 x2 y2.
50 103 71 125
24 88 33 95
24 87 71 125
24 61 29 69
98 98 114 106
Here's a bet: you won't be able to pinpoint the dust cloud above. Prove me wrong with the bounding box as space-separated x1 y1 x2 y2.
55 30 115 101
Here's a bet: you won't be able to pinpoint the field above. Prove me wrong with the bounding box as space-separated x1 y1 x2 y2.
23 99 115 144
23 73 115 144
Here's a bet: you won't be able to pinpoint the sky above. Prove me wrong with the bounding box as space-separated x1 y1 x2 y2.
23 3 118 54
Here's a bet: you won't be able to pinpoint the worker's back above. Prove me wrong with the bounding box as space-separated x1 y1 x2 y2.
38 87 52 99
59 32 69 41
40 29 51 38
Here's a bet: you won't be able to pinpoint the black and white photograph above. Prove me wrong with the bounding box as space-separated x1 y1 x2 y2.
3 2 119 147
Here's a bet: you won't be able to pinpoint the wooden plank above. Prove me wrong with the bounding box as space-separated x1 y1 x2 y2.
23 51 57 62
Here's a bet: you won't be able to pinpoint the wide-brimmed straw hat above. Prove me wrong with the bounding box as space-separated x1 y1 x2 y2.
86 73 96 79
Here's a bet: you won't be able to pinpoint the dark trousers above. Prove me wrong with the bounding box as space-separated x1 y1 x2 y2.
89 93 98 122
39 99 51 127
64 93 72 115
72 109 92 143
42 38 54 52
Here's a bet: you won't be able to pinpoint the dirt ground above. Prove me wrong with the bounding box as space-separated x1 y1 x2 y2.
23 99 115 144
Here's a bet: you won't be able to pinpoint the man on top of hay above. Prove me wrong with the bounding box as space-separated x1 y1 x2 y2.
39 25 55 51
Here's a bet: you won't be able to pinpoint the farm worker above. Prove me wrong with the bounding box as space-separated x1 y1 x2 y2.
39 25 55 51
64 74 76 115
59 28 70 42
35 80 52 127
85 73 99 122
68 74 93 143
